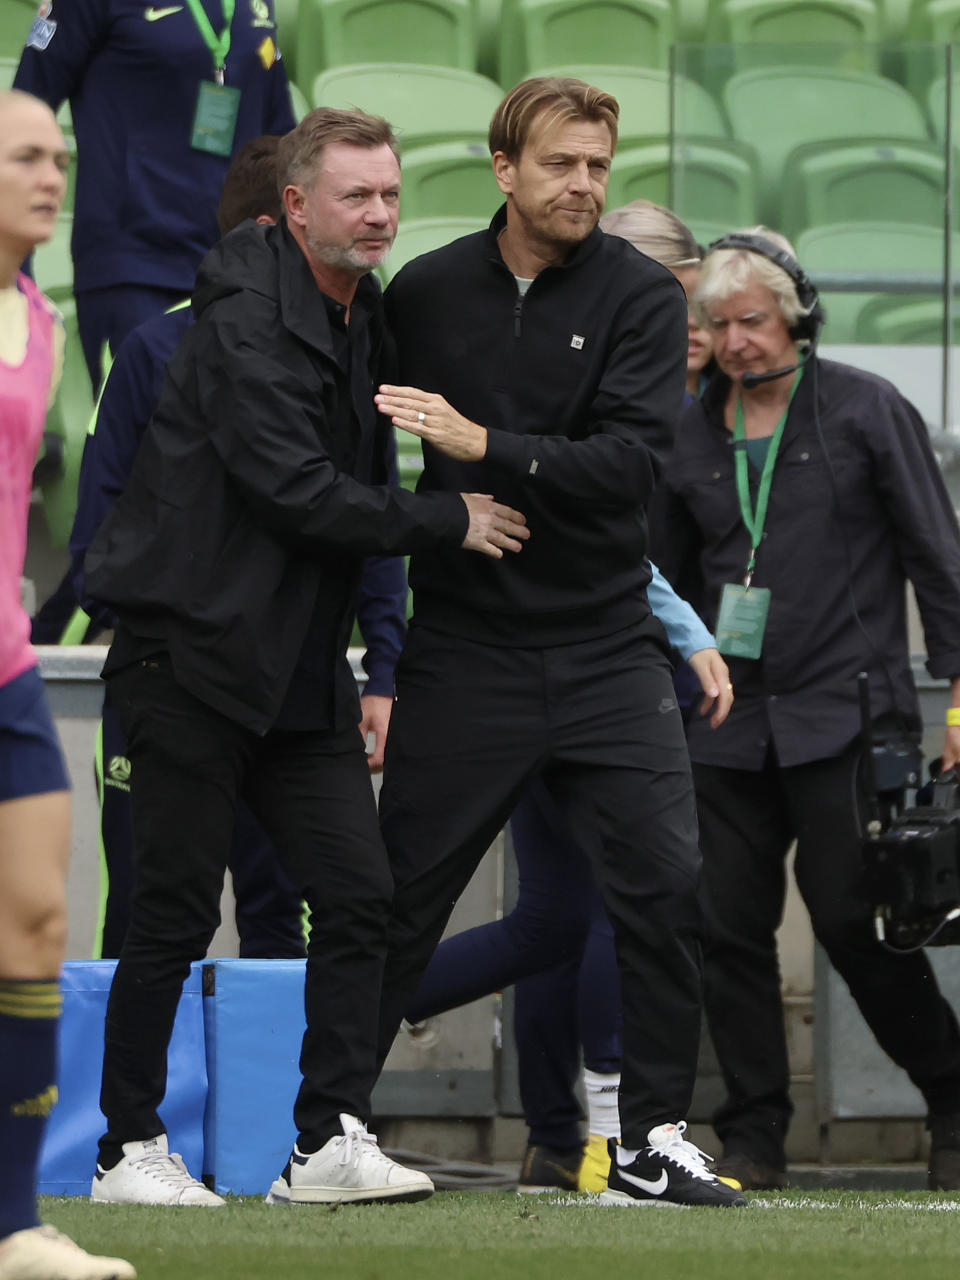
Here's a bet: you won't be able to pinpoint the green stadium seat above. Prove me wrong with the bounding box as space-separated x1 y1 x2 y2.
605 139 757 228
397 141 500 219
604 142 671 208
780 138 946 240
723 67 930 222
32 214 73 304
296 0 476 92
272 0 301 87
529 65 728 146
688 219 740 248
287 78 310 121
878 0 914 36
39 300 94 548
0 0 34 58
497 0 675 90
908 0 960 40
796 220 953 343
670 139 759 227
312 64 503 151
0 54 17 87
379 215 487 282
855 293 960 343
676 0 710 38
474 0 502 79
709 0 881 47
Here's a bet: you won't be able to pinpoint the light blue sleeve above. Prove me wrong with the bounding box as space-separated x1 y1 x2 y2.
648 561 715 659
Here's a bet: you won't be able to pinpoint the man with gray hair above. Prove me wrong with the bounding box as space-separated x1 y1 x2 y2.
83 107 528 1208
655 226 960 1191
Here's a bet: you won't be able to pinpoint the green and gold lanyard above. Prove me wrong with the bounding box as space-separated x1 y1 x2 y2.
714 368 802 660
186 0 240 156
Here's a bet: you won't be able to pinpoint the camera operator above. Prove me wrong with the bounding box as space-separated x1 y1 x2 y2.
654 227 960 1192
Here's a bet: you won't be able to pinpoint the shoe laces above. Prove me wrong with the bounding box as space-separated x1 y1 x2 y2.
130 1148 202 1187
649 1121 716 1183
334 1125 392 1172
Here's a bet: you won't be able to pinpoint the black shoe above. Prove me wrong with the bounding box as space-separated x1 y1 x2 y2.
928 1113 960 1191
715 1152 788 1191
517 1143 582 1194
598 1123 747 1207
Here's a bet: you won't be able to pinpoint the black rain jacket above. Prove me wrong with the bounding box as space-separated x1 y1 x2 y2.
85 220 467 733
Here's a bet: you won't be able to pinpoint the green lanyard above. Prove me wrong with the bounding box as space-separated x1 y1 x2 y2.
733 367 802 587
183 0 235 84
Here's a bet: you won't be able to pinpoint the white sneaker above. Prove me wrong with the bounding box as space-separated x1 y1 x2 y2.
265 1114 435 1205
0 1225 136 1280
91 1134 225 1206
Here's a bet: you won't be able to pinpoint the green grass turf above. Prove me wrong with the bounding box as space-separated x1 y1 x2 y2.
39 1190 960 1280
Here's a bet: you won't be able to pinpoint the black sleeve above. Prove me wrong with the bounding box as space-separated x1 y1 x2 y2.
864 383 960 680
195 301 469 556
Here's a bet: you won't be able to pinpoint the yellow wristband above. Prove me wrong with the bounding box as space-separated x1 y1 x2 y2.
947 707 960 727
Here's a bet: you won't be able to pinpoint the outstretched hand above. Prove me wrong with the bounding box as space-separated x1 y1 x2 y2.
376 385 487 462
460 493 529 559
687 648 734 728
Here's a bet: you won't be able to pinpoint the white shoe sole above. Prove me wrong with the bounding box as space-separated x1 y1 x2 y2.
596 1189 686 1207
265 1179 434 1205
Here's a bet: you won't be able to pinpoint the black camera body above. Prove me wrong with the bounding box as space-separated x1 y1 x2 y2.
863 770 960 949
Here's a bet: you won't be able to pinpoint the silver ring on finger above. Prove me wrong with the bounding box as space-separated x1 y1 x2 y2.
417 410 426 423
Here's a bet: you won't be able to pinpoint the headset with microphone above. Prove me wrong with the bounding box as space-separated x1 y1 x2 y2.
706 232 826 389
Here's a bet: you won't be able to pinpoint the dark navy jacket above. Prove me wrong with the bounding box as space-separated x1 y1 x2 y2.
71 294 408 698
15 0 296 293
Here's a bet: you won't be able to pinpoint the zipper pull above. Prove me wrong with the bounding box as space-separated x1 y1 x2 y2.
513 296 523 337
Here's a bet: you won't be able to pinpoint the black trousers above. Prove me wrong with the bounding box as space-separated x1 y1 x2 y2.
96 686 306 961
377 625 703 1148
694 746 960 1167
99 658 392 1156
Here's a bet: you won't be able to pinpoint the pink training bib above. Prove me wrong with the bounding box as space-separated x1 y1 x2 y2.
0 273 56 688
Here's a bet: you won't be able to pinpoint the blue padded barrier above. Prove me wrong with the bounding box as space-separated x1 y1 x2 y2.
37 961 208 1195
202 960 305 1196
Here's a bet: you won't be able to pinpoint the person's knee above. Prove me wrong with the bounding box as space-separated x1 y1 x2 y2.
0 891 68 977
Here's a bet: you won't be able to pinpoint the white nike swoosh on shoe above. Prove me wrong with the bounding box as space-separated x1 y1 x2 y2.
618 1168 669 1195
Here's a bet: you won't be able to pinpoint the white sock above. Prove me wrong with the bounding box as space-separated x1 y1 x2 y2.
616 1145 639 1165
584 1068 621 1140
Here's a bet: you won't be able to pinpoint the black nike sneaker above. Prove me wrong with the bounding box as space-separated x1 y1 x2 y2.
598 1122 748 1207
516 1142 583 1194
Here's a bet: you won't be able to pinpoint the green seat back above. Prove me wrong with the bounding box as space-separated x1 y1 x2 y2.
272 0 300 85
712 0 881 47
32 214 73 304
379 215 487 282
0 0 35 58
498 0 674 90
797 220 952 343
398 141 500 219
909 0 960 41
724 66 929 219
530 65 727 146
312 64 503 151
603 142 671 209
670 139 759 227
856 293 960 343
781 138 946 240
297 0 476 90
39 301 94 548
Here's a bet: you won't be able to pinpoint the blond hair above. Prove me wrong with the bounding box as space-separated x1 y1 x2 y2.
488 77 619 160
599 199 699 268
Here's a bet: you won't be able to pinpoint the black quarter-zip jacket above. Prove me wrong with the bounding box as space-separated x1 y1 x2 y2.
384 206 689 647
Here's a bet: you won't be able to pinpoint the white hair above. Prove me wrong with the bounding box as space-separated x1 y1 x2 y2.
694 226 812 336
